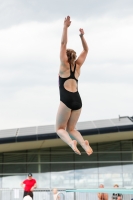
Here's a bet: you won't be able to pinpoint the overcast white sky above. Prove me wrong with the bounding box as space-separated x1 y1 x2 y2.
0 0 133 130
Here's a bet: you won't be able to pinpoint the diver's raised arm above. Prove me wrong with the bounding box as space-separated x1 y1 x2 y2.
76 28 89 67
60 16 71 65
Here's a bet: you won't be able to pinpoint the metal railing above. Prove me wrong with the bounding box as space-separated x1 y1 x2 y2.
0 189 65 200
0 188 133 200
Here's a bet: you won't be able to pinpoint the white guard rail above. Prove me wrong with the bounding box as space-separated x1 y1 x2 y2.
0 188 133 200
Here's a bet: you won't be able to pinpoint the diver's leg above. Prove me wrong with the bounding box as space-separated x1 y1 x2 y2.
66 109 93 155
56 101 81 155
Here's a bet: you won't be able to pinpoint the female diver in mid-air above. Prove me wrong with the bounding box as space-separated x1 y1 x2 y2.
56 16 93 156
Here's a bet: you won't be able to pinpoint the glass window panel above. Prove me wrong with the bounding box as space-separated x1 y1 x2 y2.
98 141 121 151
37 173 50 188
98 142 121 162
41 164 50 173
51 153 73 162
51 146 71 153
51 163 74 172
51 170 74 188
27 153 38 162
98 152 121 161
40 148 50 153
27 164 38 173
51 147 74 162
75 163 98 188
2 174 26 188
0 176 2 188
3 153 26 163
122 163 133 172
110 175 123 186
75 168 98 188
121 141 133 162
0 154 3 173
121 141 133 151
0 164 2 173
123 174 133 187
3 164 26 173
75 163 98 173
99 173 123 187
75 144 98 173
75 152 97 162
122 152 133 161
40 151 50 163
99 163 122 173
123 179 133 187
28 150 40 153
1 140 133 190
90 143 98 151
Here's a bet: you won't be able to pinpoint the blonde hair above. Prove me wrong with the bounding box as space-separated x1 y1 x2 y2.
66 49 77 64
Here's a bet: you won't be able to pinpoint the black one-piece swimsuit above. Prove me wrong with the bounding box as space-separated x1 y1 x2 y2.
59 63 82 110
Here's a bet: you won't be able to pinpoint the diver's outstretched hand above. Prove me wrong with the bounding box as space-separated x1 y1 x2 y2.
64 16 71 27
79 28 84 35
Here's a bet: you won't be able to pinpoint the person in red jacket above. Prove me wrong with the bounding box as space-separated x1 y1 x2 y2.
21 173 37 199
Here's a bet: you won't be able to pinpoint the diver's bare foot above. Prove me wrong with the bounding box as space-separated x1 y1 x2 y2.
69 140 81 155
81 140 93 155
